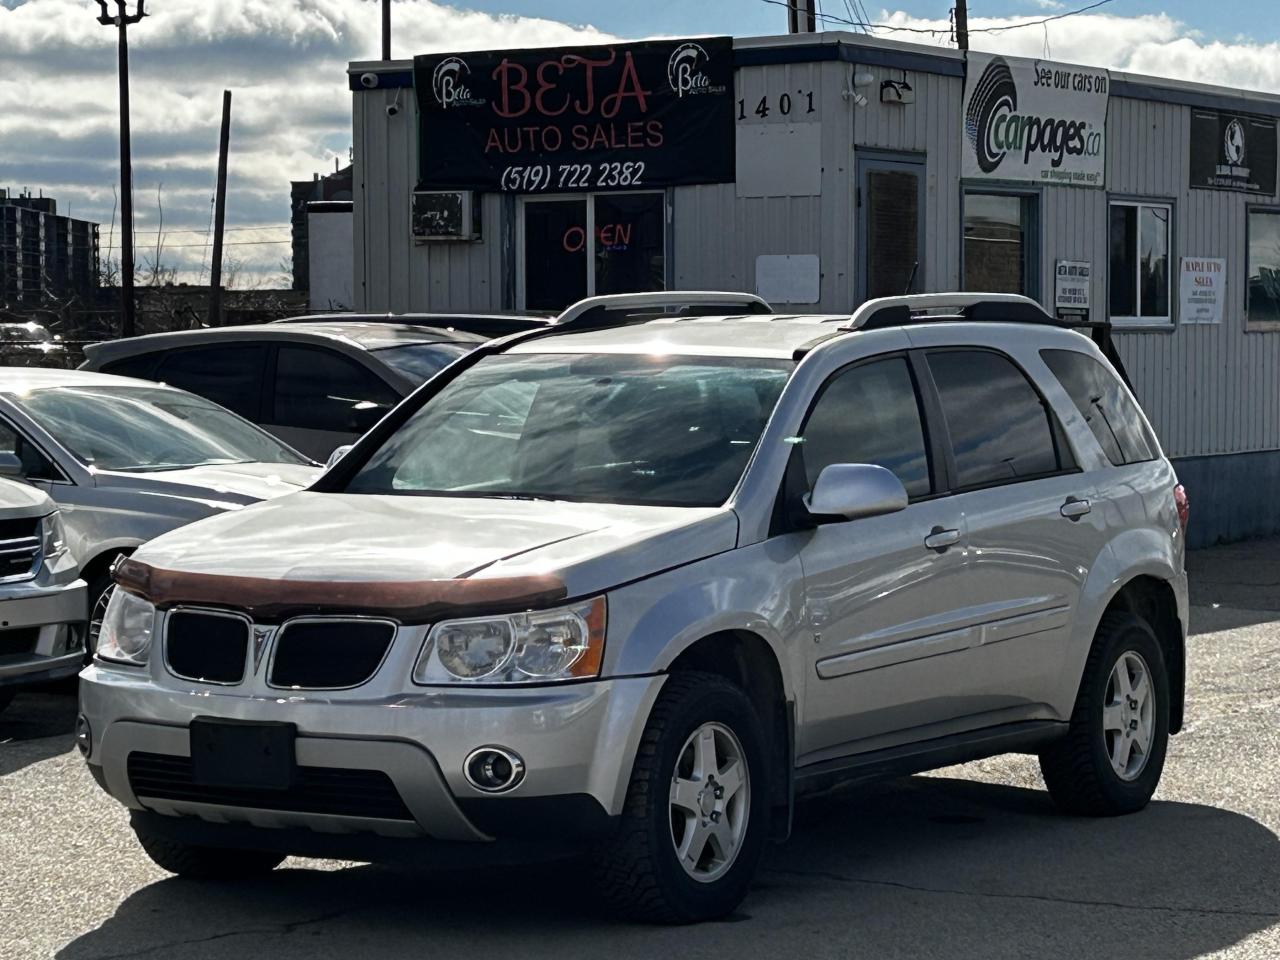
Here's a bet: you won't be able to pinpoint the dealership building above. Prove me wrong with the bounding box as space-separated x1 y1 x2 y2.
347 31 1280 547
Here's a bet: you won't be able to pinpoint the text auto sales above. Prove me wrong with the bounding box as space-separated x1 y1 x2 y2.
448 52 674 192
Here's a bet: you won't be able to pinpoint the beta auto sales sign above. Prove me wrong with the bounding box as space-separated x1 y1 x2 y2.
414 38 735 193
962 52 1109 187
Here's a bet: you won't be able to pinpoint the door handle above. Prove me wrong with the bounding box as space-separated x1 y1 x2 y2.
1060 497 1092 521
924 526 960 552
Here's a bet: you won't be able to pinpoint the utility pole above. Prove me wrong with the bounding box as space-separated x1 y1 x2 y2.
208 91 232 326
96 0 147 339
382 0 391 60
954 0 969 50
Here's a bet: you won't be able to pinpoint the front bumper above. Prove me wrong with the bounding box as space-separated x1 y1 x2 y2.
79 664 664 846
0 578 87 689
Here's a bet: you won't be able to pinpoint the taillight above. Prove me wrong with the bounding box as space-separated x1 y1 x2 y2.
1174 483 1189 531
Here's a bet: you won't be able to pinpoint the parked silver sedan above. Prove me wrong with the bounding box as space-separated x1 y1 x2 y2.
0 369 320 651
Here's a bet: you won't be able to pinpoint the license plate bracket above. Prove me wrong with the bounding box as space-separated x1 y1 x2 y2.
189 717 296 791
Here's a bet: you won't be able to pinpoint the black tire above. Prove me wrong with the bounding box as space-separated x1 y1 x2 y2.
133 822 285 880
1039 611 1170 816
594 671 771 924
0 689 14 716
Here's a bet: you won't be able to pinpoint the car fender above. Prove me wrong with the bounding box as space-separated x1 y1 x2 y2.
604 540 806 705
1052 525 1185 717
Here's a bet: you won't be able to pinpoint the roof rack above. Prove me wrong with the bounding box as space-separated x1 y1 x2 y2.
841 293 1057 331
837 292 1132 389
552 291 772 332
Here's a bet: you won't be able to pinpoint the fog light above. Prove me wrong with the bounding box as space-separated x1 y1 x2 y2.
463 746 525 793
75 715 91 758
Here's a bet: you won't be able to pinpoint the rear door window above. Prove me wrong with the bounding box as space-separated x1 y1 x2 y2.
155 344 269 421
927 349 1069 489
799 356 932 498
1041 348 1157 465
273 345 400 434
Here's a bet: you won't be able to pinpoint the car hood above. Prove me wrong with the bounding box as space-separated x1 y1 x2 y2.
0 476 53 519
96 462 321 507
135 492 739 598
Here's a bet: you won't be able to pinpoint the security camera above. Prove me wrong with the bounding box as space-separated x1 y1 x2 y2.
359 72 379 89
385 103 400 117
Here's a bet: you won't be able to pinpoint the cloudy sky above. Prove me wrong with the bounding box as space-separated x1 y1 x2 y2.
2 0 1278 285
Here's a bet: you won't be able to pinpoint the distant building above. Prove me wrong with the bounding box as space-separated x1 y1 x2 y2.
0 190 100 307
290 165 352 296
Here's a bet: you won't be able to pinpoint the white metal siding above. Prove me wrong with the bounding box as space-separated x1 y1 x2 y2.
1106 97 1280 459
353 87 505 313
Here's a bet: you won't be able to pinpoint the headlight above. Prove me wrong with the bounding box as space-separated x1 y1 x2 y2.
39 511 68 562
96 589 156 666
414 596 606 684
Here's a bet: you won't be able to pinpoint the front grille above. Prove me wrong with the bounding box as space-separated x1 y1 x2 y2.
268 619 395 689
126 752 413 821
0 627 38 656
0 516 40 582
165 611 250 684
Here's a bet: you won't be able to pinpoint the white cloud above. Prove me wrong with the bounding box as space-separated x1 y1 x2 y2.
867 8 1280 95
5 1 1280 284
0 0 612 282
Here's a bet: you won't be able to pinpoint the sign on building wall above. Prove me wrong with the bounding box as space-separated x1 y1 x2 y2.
1054 259 1091 317
414 39 735 193
1189 111 1277 194
962 53 1108 187
1179 257 1226 324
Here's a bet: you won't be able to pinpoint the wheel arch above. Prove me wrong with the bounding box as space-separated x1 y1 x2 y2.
1099 575 1186 734
666 629 794 839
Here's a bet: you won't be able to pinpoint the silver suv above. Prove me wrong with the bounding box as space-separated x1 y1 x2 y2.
79 293 1188 923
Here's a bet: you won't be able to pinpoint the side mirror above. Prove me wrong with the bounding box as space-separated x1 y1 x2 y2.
805 463 908 522
325 445 354 471
0 452 23 479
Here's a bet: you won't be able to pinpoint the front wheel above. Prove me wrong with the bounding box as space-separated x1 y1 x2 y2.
133 821 285 880
594 672 770 923
1039 611 1170 816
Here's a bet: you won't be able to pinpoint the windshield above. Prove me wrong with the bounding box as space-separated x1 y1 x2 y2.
16 385 311 472
372 342 474 383
346 353 793 507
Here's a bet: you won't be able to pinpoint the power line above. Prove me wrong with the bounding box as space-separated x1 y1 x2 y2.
759 0 1115 37
147 238 291 249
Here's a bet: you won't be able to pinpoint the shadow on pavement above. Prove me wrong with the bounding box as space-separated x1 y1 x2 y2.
0 690 77 778
58 775 1280 960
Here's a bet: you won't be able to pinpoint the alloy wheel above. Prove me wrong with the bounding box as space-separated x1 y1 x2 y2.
1102 650 1156 781
668 721 750 883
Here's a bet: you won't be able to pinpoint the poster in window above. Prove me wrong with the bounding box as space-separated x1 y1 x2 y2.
1189 111 1277 194
414 39 735 193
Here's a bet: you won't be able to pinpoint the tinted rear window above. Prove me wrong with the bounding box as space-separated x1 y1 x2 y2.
928 349 1069 488
1041 348 1157 466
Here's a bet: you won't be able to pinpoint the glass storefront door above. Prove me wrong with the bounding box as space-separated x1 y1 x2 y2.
521 192 665 311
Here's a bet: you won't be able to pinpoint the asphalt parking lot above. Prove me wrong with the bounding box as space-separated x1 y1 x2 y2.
2 539 1277 960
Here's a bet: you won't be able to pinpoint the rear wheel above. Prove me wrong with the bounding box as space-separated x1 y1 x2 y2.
1039 611 1170 816
133 821 285 880
594 672 770 923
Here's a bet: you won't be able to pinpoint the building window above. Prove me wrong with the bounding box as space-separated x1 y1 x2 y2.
1247 208 1280 327
963 193 1035 296
1109 201 1171 325
520 192 665 311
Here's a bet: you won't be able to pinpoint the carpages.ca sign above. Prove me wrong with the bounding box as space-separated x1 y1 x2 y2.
962 53 1109 187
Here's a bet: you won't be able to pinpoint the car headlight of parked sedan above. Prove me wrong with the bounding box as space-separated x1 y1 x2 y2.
96 589 156 666
413 596 606 684
39 510 69 564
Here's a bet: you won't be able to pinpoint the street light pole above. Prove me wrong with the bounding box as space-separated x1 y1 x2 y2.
96 0 147 338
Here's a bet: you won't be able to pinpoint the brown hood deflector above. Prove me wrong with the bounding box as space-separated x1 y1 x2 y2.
113 557 568 624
